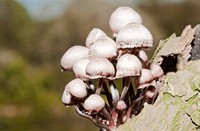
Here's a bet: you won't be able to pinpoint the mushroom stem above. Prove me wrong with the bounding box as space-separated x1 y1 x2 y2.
102 81 113 108
96 78 103 95
75 106 111 131
101 108 115 129
126 95 144 120
128 81 137 104
120 77 131 100
109 81 120 106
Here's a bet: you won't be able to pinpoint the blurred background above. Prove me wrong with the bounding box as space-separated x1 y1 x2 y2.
0 0 199 130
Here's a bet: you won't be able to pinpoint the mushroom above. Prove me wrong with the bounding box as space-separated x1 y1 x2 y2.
83 94 105 114
73 57 90 81
136 50 148 67
116 23 153 49
61 90 72 107
116 54 142 78
136 68 155 90
85 28 107 48
86 58 115 94
116 54 142 100
66 78 88 100
137 69 154 85
148 63 164 79
116 100 127 111
109 6 142 37
60 45 89 71
89 36 117 60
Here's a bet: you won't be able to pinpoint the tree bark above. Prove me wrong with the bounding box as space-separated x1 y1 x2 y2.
117 25 200 131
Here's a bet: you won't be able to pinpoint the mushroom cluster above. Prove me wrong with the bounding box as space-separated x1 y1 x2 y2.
61 6 164 131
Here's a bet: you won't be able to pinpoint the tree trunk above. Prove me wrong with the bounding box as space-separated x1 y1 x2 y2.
117 25 200 131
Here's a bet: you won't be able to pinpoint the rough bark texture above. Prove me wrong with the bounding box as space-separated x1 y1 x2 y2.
117 25 200 131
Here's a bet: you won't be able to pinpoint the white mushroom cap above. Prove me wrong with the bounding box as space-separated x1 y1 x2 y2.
137 80 156 89
116 54 142 78
86 58 115 79
62 91 72 105
116 23 153 49
66 78 87 99
73 57 90 81
148 63 164 79
109 6 142 35
83 94 105 113
137 50 148 62
145 86 156 98
60 45 89 71
85 28 107 48
116 100 127 111
89 36 117 59
138 69 154 85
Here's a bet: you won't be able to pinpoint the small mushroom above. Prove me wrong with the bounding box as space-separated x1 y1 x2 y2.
83 94 105 114
60 45 89 71
116 100 127 111
89 36 117 60
86 58 115 94
137 50 148 65
116 54 142 100
61 90 72 106
86 58 115 79
116 23 153 49
73 57 90 81
145 86 156 99
148 63 164 79
85 28 107 48
116 54 142 78
67 78 87 99
137 69 154 85
109 6 142 36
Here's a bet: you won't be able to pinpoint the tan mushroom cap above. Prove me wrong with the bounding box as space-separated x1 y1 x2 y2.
138 69 154 85
85 28 107 48
62 91 72 105
148 63 164 79
109 6 142 34
86 58 115 79
89 36 117 59
116 54 142 78
83 94 105 113
60 45 89 71
116 100 127 110
66 78 87 99
73 57 90 81
116 23 153 49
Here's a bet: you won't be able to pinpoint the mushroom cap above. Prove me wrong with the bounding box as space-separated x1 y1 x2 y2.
138 69 154 85
116 54 142 78
62 90 72 105
148 63 164 79
137 50 148 62
85 28 107 48
116 100 127 110
116 23 153 49
145 86 156 98
73 57 90 81
109 6 142 34
86 58 115 79
61 46 89 71
83 94 105 113
66 78 87 99
89 36 117 59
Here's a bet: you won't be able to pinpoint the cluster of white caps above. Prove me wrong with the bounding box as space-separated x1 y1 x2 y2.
61 6 164 131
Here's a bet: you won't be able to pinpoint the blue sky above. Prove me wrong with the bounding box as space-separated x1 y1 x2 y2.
17 0 71 21
17 0 185 21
